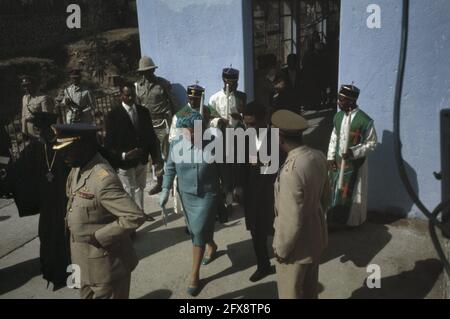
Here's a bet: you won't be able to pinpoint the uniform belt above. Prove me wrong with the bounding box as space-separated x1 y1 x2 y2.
71 234 91 243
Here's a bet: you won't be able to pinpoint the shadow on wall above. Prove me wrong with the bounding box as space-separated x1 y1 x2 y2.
368 130 419 218
349 259 443 299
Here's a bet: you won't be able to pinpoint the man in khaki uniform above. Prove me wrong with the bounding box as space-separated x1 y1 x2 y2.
62 69 95 124
135 56 178 195
271 110 329 299
52 124 146 299
21 76 55 138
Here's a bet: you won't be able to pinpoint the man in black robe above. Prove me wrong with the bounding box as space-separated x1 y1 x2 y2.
0 112 71 290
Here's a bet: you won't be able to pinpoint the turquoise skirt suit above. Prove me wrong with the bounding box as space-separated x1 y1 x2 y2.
162 138 229 246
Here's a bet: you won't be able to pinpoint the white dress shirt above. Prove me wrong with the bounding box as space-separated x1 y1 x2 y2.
209 89 241 127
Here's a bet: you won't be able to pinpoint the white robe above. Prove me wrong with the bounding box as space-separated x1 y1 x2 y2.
327 108 378 226
208 90 241 128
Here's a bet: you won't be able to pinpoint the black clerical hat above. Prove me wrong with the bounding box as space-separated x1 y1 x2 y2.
222 67 239 81
187 84 205 98
338 84 360 101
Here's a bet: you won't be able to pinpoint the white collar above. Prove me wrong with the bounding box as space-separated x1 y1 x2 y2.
345 107 359 116
222 89 235 96
122 102 135 112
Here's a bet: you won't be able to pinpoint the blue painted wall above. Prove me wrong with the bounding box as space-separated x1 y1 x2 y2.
340 0 450 218
136 0 254 107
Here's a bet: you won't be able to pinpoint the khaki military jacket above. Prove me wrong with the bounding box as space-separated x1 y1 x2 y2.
135 76 178 121
66 153 145 284
21 94 54 137
273 146 329 264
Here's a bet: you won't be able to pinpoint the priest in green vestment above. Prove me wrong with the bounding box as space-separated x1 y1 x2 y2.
327 85 378 227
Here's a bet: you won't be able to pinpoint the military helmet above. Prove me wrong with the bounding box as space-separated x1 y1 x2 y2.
137 56 158 72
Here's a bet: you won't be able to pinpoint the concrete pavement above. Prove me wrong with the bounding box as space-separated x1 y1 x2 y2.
0 191 447 299
0 199 38 259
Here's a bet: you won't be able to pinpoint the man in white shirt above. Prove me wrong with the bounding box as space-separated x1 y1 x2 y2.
209 68 248 203
209 67 247 129
104 83 160 213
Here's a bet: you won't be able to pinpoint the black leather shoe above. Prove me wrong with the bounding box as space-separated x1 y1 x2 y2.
249 267 272 282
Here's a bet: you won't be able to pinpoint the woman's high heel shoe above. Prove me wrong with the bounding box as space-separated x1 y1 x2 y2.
202 246 218 265
187 282 201 296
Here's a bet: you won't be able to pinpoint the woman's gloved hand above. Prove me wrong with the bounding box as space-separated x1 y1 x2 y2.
159 188 170 208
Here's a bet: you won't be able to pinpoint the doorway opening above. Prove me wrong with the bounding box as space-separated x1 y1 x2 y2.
252 0 340 113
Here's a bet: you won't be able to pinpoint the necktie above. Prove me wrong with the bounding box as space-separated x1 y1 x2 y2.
129 106 137 127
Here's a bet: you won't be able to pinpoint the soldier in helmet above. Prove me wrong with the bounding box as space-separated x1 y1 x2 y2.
135 56 179 195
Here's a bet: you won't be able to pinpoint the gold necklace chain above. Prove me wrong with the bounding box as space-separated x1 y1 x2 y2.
44 143 57 172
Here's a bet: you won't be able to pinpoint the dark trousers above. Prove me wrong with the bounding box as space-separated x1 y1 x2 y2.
250 229 270 271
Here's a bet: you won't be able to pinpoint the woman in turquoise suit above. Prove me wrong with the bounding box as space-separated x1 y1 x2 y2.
159 110 229 296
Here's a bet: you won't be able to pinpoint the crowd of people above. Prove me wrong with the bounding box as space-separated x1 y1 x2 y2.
0 55 378 299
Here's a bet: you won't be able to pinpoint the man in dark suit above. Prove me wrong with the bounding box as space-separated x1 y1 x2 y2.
240 102 277 282
104 83 161 214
